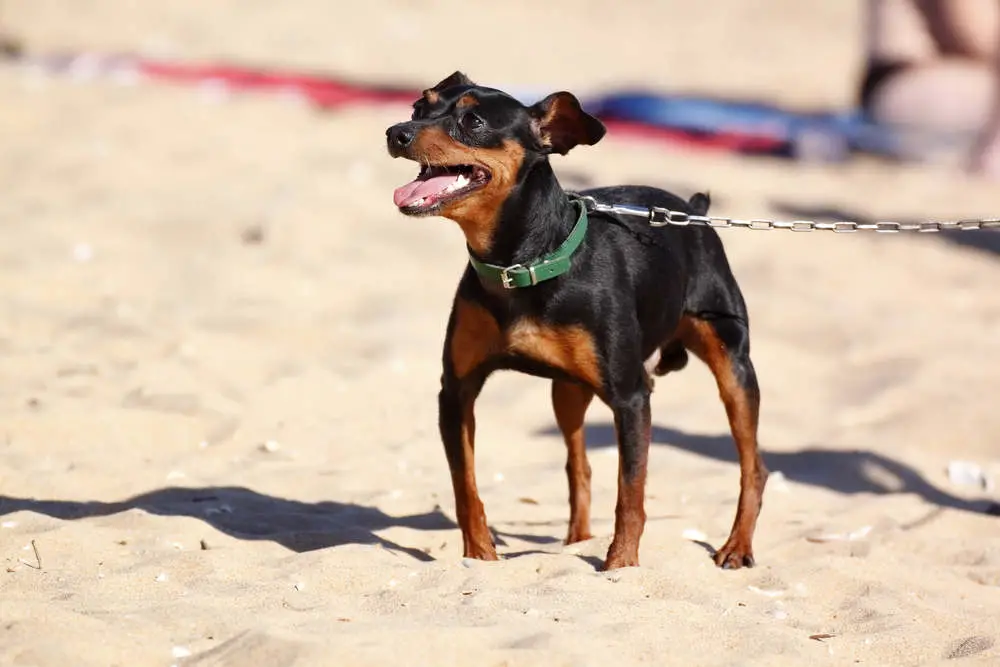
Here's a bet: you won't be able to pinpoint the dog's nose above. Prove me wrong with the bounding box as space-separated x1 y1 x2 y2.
386 124 416 155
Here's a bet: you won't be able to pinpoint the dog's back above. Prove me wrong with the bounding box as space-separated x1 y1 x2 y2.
579 185 748 326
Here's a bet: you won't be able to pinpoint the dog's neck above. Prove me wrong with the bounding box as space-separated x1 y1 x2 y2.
470 159 579 269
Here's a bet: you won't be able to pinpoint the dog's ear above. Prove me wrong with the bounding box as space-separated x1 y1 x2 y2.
529 92 606 155
423 71 475 101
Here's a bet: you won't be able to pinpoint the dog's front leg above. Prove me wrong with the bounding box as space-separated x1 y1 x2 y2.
439 373 496 561
603 386 652 570
439 296 501 561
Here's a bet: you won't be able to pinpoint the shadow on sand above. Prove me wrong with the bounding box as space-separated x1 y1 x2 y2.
534 423 999 517
0 485 566 561
0 486 458 561
4 422 994 564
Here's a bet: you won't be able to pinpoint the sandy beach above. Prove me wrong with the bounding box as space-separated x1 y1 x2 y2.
2 1 999 665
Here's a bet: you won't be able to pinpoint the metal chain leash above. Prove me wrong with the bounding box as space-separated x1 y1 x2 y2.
578 196 1000 233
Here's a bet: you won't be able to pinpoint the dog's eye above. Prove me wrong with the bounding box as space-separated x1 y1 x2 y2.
460 113 485 132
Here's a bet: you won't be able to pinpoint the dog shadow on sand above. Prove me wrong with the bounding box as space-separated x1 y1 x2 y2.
532 423 998 518
2 423 993 564
0 486 463 562
0 486 560 561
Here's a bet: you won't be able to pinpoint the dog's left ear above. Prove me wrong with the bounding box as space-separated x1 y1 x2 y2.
424 71 476 100
529 92 606 155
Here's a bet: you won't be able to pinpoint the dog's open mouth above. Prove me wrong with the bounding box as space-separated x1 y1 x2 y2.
393 164 490 214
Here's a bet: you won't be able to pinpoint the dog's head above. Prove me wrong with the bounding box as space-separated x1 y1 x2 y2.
385 72 605 239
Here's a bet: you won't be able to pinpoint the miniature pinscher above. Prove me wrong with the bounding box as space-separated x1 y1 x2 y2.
385 72 767 571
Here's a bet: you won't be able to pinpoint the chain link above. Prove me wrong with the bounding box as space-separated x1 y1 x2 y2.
577 196 1000 234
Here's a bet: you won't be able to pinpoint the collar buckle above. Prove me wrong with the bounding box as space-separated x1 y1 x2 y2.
499 264 524 289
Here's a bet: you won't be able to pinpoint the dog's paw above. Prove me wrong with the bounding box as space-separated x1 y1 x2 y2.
565 526 593 545
602 546 639 570
463 541 499 561
713 540 755 569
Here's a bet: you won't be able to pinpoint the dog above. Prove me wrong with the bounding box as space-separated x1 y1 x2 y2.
385 72 767 571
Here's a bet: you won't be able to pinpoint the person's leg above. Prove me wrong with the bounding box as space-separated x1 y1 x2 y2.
868 59 997 134
866 59 999 163
0 0 22 59
0 34 20 58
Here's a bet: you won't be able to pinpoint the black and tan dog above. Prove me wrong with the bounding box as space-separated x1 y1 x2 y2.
385 72 767 571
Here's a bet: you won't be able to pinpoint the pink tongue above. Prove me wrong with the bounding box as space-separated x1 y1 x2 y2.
393 174 461 208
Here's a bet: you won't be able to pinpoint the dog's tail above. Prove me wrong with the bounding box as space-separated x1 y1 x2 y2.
688 191 711 217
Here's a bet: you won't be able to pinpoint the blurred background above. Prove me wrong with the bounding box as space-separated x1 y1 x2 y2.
4 1 1000 228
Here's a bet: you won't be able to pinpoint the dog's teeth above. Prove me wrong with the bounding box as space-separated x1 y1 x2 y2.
447 174 470 192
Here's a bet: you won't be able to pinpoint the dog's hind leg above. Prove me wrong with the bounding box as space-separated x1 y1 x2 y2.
678 314 767 569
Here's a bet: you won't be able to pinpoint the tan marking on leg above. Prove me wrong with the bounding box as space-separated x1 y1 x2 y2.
603 416 650 570
678 316 766 569
446 298 502 560
451 396 496 560
552 380 595 543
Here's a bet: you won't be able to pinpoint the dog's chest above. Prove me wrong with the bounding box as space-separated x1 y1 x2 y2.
502 319 602 387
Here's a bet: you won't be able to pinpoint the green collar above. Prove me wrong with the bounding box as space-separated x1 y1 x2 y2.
468 198 589 289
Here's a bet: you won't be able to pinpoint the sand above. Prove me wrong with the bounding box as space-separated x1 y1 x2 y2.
1 1 999 665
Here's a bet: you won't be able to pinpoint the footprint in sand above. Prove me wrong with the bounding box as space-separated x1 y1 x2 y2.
186 630 303 667
943 636 995 660
967 569 1000 587
747 573 789 598
836 590 902 636
505 632 553 650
